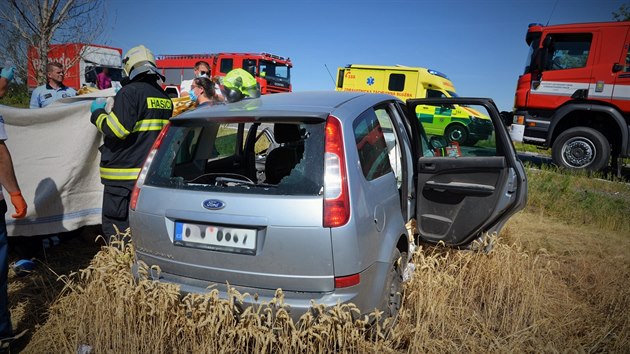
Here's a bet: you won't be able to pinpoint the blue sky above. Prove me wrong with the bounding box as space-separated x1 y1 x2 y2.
104 0 626 112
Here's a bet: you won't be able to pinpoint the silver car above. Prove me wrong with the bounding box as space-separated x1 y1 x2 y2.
129 91 527 321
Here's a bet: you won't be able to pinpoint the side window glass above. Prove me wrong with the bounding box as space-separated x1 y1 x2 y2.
417 103 497 157
353 109 393 180
545 33 592 71
164 68 181 85
175 128 202 164
375 106 403 187
388 73 405 92
213 122 239 159
254 129 272 156
182 68 194 81
625 45 630 72
243 59 257 76
426 89 446 98
220 58 233 74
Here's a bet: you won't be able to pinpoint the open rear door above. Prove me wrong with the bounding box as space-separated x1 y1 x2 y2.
406 98 528 247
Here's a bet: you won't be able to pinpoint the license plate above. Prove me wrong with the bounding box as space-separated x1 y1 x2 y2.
174 221 257 254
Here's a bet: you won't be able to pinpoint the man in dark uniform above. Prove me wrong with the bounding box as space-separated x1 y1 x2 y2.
90 45 172 239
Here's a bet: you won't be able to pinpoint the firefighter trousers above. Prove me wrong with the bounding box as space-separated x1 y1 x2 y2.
102 185 131 241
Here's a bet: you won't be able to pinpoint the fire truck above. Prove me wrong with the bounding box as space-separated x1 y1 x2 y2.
155 52 292 97
27 43 124 91
509 21 630 173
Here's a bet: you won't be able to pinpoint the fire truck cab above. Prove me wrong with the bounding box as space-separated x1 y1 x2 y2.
156 52 292 98
510 21 630 173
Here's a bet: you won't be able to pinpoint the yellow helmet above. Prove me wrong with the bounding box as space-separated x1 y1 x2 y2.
122 45 159 79
222 68 261 102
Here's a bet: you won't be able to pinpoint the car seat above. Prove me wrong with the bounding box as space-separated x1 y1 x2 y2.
265 124 304 184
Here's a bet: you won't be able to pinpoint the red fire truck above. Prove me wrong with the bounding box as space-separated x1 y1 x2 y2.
28 43 124 91
509 21 630 173
155 52 292 97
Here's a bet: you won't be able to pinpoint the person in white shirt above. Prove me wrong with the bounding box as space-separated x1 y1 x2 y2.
180 61 210 97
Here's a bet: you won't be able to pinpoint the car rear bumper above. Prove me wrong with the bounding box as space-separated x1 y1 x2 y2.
131 259 389 322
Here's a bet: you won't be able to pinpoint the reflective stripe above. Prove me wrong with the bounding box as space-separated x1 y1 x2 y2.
95 113 107 133
105 111 131 139
133 119 169 132
147 97 173 110
100 167 141 180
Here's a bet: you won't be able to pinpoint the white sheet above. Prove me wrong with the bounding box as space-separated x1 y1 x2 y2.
0 89 115 236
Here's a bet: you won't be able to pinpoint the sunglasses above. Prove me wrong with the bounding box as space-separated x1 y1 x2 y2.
199 71 208 75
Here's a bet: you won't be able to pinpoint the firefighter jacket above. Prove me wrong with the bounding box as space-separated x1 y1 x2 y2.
90 75 173 188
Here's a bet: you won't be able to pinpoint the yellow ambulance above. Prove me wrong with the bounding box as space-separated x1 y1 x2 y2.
335 64 492 145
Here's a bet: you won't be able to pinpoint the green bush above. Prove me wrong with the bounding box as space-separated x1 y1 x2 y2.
1 83 31 108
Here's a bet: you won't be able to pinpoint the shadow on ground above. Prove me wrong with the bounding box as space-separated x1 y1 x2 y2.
6 225 104 353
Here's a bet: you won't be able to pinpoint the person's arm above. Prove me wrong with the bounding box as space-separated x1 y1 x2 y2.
0 141 20 193
90 89 136 140
0 66 14 97
30 87 40 108
0 141 27 218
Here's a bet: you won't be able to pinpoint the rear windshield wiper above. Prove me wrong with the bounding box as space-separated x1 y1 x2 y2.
215 176 277 188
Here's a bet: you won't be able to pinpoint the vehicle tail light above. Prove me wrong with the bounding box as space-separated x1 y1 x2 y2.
335 273 360 288
130 123 170 211
323 115 350 227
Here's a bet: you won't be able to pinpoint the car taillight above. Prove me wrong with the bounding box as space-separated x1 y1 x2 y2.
130 123 170 211
335 273 360 288
323 115 349 227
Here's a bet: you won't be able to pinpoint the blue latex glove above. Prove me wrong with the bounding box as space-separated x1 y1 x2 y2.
1 66 15 81
91 98 107 113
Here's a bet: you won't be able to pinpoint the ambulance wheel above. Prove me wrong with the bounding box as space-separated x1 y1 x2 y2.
552 127 610 172
445 124 468 145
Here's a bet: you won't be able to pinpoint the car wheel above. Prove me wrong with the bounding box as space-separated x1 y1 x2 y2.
552 127 610 172
445 124 468 145
384 248 406 320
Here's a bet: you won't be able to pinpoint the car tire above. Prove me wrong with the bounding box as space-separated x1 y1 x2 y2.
384 248 406 320
552 127 610 172
445 124 468 145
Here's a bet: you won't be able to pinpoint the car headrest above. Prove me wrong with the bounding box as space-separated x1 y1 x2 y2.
274 124 301 144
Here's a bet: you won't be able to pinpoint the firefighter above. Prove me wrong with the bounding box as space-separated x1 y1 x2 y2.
90 45 173 239
221 68 261 103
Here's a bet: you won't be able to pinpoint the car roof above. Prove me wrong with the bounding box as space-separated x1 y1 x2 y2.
171 91 400 123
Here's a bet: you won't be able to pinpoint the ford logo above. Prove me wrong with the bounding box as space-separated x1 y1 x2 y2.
202 199 225 210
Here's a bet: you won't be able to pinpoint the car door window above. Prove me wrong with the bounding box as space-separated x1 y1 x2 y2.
418 103 497 157
374 106 403 187
353 109 392 180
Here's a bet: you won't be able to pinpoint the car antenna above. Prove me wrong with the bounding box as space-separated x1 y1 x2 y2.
324 64 336 86
546 0 558 25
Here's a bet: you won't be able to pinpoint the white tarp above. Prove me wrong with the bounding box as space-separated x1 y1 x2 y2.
0 89 115 236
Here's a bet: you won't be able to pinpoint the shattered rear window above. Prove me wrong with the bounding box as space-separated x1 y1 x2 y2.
145 120 325 196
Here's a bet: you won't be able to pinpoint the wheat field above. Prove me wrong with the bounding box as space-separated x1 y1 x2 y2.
7 167 630 353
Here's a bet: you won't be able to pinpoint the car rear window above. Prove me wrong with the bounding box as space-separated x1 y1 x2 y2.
145 120 325 196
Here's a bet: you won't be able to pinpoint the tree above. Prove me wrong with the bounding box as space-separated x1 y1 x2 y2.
613 3 630 21
0 0 106 86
